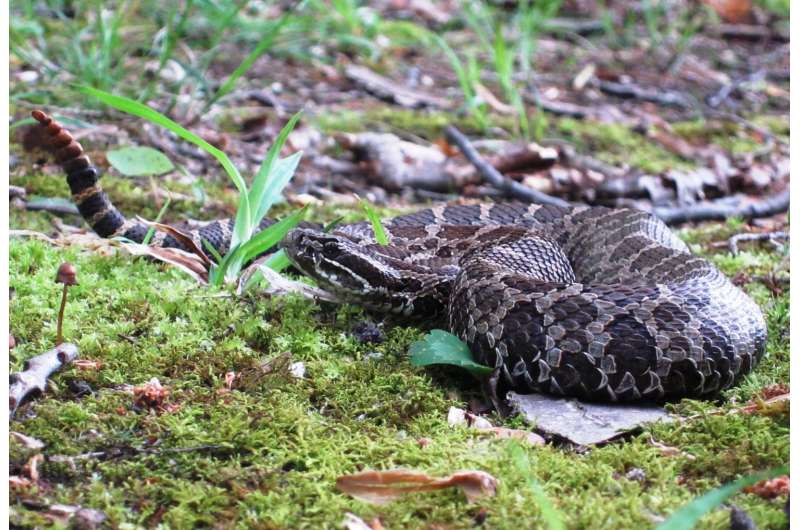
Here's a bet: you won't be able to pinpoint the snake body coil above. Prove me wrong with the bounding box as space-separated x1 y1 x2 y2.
29 111 767 402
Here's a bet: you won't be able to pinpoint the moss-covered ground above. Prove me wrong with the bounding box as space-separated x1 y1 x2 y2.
9 1 790 525
9 179 789 528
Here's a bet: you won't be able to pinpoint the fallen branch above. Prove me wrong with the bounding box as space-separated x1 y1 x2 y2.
726 231 788 255
49 443 228 464
444 126 570 207
594 79 692 108
9 185 27 200
10 343 79 416
654 190 789 225
345 65 451 109
523 90 589 119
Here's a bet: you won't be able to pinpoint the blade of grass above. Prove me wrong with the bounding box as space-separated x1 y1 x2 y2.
656 467 788 530
248 111 303 223
508 443 566 530
142 194 172 245
253 152 303 222
360 200 388 245
238 206 308 263
202 239 224 263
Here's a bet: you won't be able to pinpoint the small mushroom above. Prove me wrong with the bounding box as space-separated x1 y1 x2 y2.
55 262 78 345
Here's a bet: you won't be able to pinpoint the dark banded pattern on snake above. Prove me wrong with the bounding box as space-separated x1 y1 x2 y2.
29 110 767 402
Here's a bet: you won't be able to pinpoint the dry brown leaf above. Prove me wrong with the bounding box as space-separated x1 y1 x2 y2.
135 218 211 266
702 0 752 23
122 243 209 284
743 475 789 499
647 436 696 460
133 377 172 412
739 392 789 416
448 407 545 446
486 427 545 446
758 384 789 400
10 431 45 450
342 512 384 530
474 83 516 115
73 359 104 370
24 453 44 482
336 469 498 505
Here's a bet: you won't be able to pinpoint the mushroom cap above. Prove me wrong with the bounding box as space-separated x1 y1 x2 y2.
56 262 78 286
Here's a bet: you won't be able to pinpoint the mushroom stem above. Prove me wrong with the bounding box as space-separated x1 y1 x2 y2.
56 285 67 345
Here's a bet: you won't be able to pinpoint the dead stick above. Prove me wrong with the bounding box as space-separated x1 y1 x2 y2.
10 343 79 416
654 190 789 225
444 126 570 208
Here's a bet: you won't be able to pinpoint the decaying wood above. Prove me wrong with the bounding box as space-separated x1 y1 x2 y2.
336 132 456 191
10 343 79 416
345 65 452 109
655 189 789 225
444 126 570 207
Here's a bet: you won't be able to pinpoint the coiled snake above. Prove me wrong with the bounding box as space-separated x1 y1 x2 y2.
28 111 767 401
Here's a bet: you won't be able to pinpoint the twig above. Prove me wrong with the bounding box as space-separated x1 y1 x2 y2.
593 79 691 109
727 231 788 255
654 190 789 225
48 444 230 464
523 89 588 119
345 65 452 109
707 70 766 108
444 126 570 208
715 23 789 42
9 186 27 200
10 343 79 416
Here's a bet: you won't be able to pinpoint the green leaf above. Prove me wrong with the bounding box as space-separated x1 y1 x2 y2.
253 151 303 224
409 329 492 377
107 146 174 176
248 111 303 225
201 238 224 263
142 195 172 245
508 443 566 530
360 200 389 245
264 249 292 272
657 467 788 530
76 85 252 248
238 206 308 263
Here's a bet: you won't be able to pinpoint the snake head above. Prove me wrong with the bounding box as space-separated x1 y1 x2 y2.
283 228 451 319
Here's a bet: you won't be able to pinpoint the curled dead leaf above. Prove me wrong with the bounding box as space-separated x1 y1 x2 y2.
740 392 789 416
24 453 44 482
10 431 45 450
744 475 789 499
336 469 498 505
122 243 209 284
73 359 104 370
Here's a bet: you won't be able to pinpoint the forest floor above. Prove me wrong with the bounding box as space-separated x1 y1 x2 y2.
9 1 789 528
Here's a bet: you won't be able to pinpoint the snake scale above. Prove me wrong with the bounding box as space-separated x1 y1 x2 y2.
28 110 767 402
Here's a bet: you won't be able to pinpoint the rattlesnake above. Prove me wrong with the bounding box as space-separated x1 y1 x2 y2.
27 110 767 401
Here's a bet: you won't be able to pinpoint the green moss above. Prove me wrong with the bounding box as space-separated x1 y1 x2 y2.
313 107 514 139
9 206 789 529
672 118 788 156
557 118 694 173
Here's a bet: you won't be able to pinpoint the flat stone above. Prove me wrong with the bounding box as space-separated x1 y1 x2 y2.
507 392 673 446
